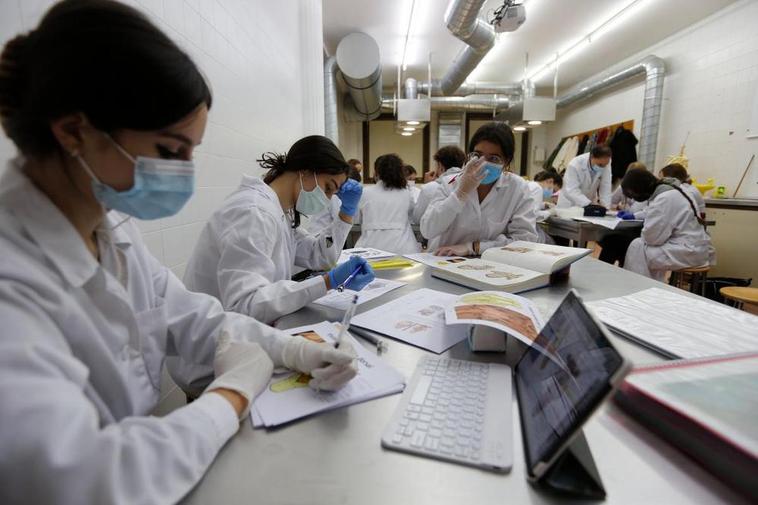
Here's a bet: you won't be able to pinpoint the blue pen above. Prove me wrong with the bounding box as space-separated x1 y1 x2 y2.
336 264 363 292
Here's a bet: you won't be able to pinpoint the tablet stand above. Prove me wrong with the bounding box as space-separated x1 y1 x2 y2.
535 430 606 500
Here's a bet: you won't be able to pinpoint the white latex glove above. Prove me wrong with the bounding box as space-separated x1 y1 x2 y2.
435 243 475 257
205 334 274 420
308 339 358 391
455 156 486 199
280 335 358 391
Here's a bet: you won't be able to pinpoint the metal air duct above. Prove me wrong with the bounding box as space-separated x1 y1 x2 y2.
439 0 496 95
335 32 383 121
382 94 510 113
417 79 522 97
324 56 339 143
556 55 665 168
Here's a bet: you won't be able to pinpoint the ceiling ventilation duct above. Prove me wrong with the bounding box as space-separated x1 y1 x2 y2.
382 94 510 113
335 32 383 122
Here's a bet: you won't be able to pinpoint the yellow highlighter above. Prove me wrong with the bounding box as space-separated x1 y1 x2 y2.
369 258 415 270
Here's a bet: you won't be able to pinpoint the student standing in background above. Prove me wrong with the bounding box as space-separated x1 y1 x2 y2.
404 164 421 204
355 154 421 254
413 145 465 223
184 135 374 325
0 2 357 504
557 145 613 209
419 122 538 256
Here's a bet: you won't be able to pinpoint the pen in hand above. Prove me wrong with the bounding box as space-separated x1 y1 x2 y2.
336 264 363 292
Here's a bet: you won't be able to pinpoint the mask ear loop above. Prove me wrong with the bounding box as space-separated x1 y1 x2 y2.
71 148 133 231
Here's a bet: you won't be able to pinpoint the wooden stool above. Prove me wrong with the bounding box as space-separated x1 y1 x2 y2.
720 286 758 310
669 265 710 296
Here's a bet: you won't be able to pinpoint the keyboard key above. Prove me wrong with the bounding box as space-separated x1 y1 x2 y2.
411 432 426 448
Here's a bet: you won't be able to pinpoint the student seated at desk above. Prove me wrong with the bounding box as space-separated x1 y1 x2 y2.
355 154 421 254
413 145 465 224
0 2 357 504
184 135 374 324
658 162 706 218
621 168 715 281
303 159 362 235
419 122 538 256
600 161 649 266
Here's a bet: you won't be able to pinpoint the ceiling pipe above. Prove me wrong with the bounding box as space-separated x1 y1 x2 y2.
556 55 665 168
408 78 522 97
335 32 383 121
382 94 510 113
323 56 339 144
439 0 496 95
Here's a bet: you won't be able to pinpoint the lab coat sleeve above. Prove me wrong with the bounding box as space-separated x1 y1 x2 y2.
0 291 239 505
640 197 674 246
213 205 327 325
562 163 592 207
480 191 539 252
419 183 465 240
294 214 352 270
412 184 433 224
599 165 612 208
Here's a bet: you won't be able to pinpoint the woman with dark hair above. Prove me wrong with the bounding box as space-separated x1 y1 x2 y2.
0 2 357 503
303 156 363 235
621 168 714 280
658 162 706 217
184 135 373 324
419 122 538 256
354 154 420 254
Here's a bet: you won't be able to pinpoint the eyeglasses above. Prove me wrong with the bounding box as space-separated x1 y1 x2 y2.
467 151 504 165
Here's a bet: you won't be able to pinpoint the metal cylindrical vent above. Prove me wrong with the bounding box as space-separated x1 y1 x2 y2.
336 32 383 121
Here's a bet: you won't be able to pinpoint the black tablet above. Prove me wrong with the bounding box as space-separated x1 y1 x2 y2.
515 289 631 482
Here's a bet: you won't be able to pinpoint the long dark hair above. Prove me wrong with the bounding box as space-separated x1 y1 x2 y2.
0 0 212 158
375 154 406 189
259 135 350 227
468 122 515 167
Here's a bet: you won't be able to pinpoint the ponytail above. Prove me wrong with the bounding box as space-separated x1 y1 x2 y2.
258 152 287 184
0 34 33 152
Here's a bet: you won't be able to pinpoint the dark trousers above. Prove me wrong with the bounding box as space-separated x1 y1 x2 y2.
598 232 636 267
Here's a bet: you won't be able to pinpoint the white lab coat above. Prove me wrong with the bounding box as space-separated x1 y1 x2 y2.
682 182 706 216
624 187 715 281
184 175 351 324
412 167 462 224
0 160 290 505
354 181 420 254
527 181 555 244
408 182 421 205
557 153 612 208
419 171 539 252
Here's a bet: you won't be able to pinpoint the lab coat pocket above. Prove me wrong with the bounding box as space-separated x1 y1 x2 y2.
134 296 168 391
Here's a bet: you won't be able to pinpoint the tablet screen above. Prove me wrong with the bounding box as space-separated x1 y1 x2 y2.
515 291 625 473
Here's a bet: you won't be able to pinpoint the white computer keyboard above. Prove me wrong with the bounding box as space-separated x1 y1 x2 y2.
381 356 513 472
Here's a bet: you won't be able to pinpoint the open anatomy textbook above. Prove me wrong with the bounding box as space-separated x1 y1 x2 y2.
431 241 591 292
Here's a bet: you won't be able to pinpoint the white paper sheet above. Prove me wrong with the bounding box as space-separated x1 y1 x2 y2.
251 322 405 428
588 288 758 359
350 288 470 353
444 291 545 347
337 247 396 264
573 216 643 229
403 252 463 267
312 279 406 310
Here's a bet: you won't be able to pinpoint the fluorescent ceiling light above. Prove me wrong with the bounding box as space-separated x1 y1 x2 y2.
407 120 420 125
400 0 417 71
513 126 527 132
527 120 542 125
401 132 413 136
403 127 416 131
528 0 649 82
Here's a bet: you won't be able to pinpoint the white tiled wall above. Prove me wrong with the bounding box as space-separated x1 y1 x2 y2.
0 0 325 277
543 0 758 197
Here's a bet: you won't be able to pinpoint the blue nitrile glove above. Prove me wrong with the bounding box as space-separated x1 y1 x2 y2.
328 256 375 291
617 210 636 220
337 179 362 217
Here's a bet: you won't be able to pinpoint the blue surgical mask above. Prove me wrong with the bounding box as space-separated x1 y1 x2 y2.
591 164 603 174
295 172 329 215
542 187 553 199
78 136 194 220
480 162 503 185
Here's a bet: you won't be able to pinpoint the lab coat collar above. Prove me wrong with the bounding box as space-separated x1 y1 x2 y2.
2 158 108 288
238 174 286 217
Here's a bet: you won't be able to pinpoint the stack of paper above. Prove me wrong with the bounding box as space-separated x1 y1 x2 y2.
588 288 758 359
350 288 470 353
251 322 405 428
337 247 395 264
312 279 406 310
403 252 462 267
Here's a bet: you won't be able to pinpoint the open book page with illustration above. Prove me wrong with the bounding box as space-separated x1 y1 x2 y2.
480 241 592 273
312 278 406 310
251 321 405 428
337 247 395 264
350 288 470 353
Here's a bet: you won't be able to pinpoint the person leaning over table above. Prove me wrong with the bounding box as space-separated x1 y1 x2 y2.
419 122 538 256
0 2 358 504
557 145 613 210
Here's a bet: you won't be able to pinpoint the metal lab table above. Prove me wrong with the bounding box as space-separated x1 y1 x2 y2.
543 217 642 248
183 258 748 505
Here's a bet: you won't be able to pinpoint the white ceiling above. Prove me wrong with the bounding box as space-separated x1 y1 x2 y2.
323 0 737 93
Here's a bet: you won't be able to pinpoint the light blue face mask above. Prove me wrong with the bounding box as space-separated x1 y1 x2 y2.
591 164 604 174
78 136 195 220
542 187 553 199
295 172 329 216
480 161 503 185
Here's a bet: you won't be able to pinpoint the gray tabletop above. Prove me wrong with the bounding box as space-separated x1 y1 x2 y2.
183 258 749 505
